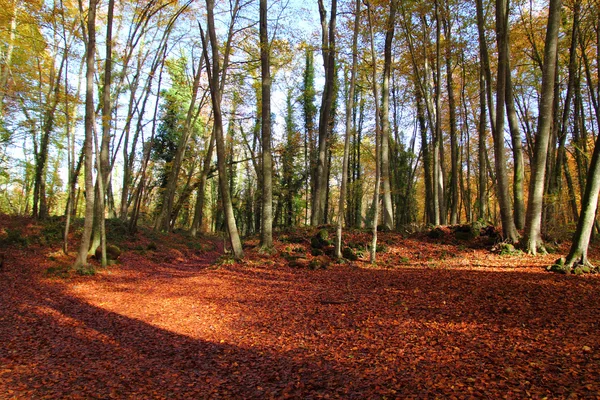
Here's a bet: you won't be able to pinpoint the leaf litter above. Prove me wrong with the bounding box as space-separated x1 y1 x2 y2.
1 218 600 398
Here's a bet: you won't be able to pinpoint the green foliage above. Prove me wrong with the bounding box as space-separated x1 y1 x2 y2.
497 243 524 256
376 244 388 253
1 228 29 247
311 229 330 249
301 47 317 131
45 265 70 279
391 138 417 225
427 227 444 239
152 56 205 187
342 247 358 261
76 266 96 276
104 218 131 245
213 255 236 268
40 216 65 244
453 224 480 241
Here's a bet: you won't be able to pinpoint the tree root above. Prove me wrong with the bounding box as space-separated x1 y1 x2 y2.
547 257 597 274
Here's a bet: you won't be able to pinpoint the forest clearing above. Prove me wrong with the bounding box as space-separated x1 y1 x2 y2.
1 215 600 398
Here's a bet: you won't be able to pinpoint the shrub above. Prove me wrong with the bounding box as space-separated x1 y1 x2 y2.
342 247 358 261
1 229 29 247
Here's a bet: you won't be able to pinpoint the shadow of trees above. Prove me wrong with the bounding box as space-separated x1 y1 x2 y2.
1 251 600 398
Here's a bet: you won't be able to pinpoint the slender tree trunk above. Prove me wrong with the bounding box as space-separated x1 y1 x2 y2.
191 130 216 237
336 0 359 259
461 52 473 223
260 0 273 249
0 3 18 117
380 0 397 231
524 0 562 253
33 52 66 219
128 55 166 234
443 14 459 225
551 0 580 225
433 3 445 225
89 0 114 261
366 0 381 263
416 79 434 224
201 0 243 258
155 55 204 232
73 0 97 269
561 126 600 270
476 0 496 134
505 55 525 230
301 49 317 226
493 0 519 242
63 51 83 254
312 0 337 226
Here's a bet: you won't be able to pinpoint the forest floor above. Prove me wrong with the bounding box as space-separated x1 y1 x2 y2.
1 215 600 399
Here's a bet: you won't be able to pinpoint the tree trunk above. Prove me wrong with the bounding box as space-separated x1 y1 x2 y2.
191 130 216 237
301 49 317 226
312 0 337 226
493 0 519 242
366 0 381 263
380 0 397 231
201 0 243 258
72 0 97 269
476 0 496 134
561 124 600 269
443 13 459 225
260 0 273 249
505 55 525 230
0 3 18 117
336 0 359 259
33 52 66 219
524 0 562 253
154 54 204 232
416 79 434 224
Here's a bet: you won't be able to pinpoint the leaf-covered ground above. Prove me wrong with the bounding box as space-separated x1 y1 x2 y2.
1 216 600 398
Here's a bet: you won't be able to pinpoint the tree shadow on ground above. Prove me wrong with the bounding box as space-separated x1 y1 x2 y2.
2 246 600 398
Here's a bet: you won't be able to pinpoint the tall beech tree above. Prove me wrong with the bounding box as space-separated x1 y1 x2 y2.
557 120 600 271
72 0 97 269
259 0 273 249
366 0 381 263
335 0 360 259
380 0 397 231
301 48 317 225
524 0 562 254
493 0 519 242
201 0 243 258
312 0 337 226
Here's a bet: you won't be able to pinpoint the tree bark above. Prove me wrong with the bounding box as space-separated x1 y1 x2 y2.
493 0 519 242
201 0 243 258
505 55 525 230
312 0 337 226
524 0 562 253
443 12 459 225
336 0 360 259
73 0 97 269
366 0 381 263
191 130 216 237
154 54 204 232
259 0 273 249
380 0 397 231
561 123 600 269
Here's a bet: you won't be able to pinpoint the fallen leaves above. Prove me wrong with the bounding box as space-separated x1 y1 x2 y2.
1 218 600 398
